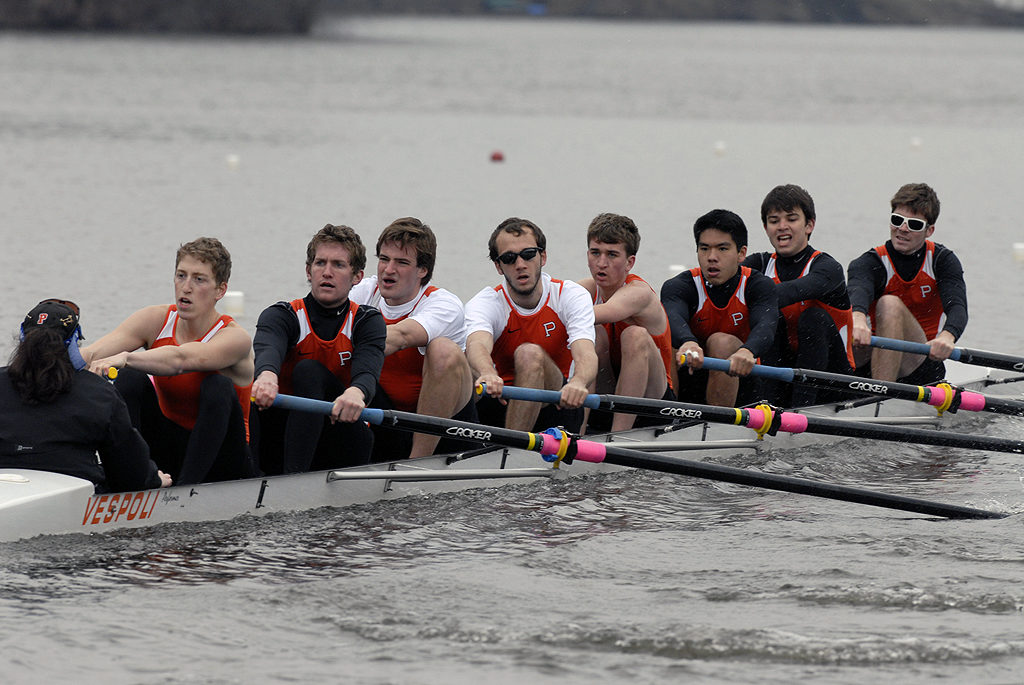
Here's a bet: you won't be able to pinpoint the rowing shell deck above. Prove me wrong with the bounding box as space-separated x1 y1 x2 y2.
1 363 1015 543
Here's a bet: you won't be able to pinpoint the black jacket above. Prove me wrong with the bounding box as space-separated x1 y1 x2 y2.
0 368 162 492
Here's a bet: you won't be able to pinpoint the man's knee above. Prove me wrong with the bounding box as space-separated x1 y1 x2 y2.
797 306 833 338
198 373 235 409
290 359 335 397
112 366 151 401
874 294 909 321
425 337 469 374
512 342 547 370
705 332 741 357
618 325 656 356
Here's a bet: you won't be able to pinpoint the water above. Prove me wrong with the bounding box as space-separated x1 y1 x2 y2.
2 16 1024 684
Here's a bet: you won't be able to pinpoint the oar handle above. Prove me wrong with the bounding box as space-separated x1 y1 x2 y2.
870 336 962 362
699 357 795 382
482 383 602 409
270 393 385 425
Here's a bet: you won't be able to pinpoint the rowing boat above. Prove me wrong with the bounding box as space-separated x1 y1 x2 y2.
1 362 1016 543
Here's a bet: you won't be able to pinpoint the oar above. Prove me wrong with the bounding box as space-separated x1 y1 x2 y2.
697 356 1024 417
492 386 1024 456
270 393 1003 520
871 335 1024 373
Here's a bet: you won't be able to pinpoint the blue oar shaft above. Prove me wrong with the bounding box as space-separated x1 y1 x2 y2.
871 335 1024 373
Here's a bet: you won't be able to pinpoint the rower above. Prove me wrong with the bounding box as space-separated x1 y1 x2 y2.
577 213 675 432
660 209 778 407
250 224 385 474
465 217 598 433
85 238 255 485
847 183 968 384
1 299 170 492
350 217 480 460
743 184 856 407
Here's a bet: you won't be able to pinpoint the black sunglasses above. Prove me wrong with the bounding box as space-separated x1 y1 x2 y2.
496 247 542 265
890 213 929 232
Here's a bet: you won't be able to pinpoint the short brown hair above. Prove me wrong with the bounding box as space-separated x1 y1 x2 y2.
890 183 940 226
176 237 232 285
376 217 436 286
586 213 640 256
761 184 816 225
487 217 546 262
306 224 366 272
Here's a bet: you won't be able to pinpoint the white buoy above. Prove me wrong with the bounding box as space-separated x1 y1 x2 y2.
668 264 691 273
713 140 727 156
226 153 240 170
910 136 923 149
222 290 245 316
1013 243 1024 263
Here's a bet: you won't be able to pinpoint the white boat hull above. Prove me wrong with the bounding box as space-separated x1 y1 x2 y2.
0 363 1012 543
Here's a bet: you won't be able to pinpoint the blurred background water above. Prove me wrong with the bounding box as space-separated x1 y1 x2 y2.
2 15 1024 684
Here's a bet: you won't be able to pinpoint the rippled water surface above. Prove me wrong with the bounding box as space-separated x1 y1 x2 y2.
2 15 1024 684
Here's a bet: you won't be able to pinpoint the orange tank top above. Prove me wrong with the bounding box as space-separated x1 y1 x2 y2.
377 285 439 412
595 274 674 390
764 252 855 368
871 241 946 339
150 306 252 438
491 280 573 384
279 299 358 394
687 266 752 344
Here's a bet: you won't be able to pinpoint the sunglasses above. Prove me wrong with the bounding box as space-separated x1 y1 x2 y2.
890 213 929 232
496 247 542 265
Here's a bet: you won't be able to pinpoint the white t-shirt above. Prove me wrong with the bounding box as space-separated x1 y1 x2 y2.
351 275 467 351
464 272 596 345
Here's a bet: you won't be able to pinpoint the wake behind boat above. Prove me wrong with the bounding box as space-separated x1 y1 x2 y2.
1 362 1015 543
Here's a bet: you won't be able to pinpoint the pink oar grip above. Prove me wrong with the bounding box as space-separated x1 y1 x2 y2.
538 433 607 463
926 386 950 407
539 432 562 454
573 440 607 463
778 413 808 434
744 411 768 431
958 391 986 412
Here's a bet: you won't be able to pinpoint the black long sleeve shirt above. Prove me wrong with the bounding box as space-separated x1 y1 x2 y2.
743 245 851 310
660 268 779 358
846 240 968 340
0 369 162 492
253 294 386 404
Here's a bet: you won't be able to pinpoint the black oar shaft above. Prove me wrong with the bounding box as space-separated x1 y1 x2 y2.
701 356 1024 417
271 394 1005 520
790 367 1024 417
601 447 1003 520
498 386 1024 456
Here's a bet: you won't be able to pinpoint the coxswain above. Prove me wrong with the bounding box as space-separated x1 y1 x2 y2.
1 298 170 491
